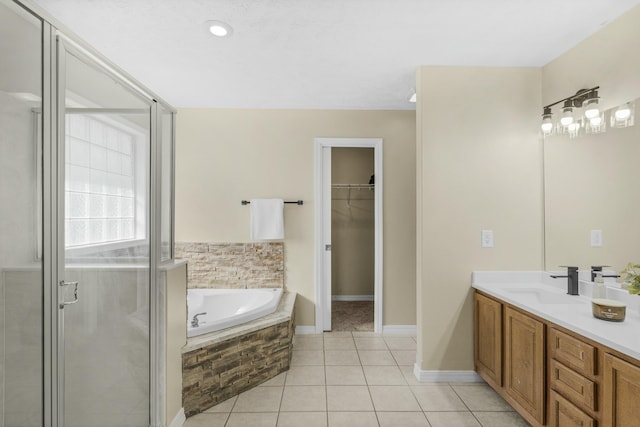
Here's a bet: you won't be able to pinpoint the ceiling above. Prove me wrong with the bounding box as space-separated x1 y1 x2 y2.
30 0 640 110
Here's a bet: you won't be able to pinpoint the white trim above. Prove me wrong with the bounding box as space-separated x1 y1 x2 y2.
169 408 186 427
332 295 374 301
381 325 417 335
314 138 383 334
295 325 318 335
413 364 484 383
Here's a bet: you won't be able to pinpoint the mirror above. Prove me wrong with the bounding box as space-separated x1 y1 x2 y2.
544 99 640 277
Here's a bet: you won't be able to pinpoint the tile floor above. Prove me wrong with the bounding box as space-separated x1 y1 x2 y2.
184 332 531 427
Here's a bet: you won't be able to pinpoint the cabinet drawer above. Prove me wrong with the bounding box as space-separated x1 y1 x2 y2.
549 359 596 412
549 390 595 427
550 328 596 376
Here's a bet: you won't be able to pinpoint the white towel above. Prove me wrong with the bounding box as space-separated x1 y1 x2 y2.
250 199 285 240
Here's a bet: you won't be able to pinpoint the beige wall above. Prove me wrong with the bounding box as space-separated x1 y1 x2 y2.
165 262 187 424
416 67 543 370
415 5 640 372
175 109 416 327
331 147 375 296
542 5 640 110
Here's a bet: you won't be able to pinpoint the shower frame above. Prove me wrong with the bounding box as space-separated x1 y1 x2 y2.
6 1 177 426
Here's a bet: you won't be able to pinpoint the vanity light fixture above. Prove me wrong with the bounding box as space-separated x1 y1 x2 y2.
540 86 600 138
205 20 233 37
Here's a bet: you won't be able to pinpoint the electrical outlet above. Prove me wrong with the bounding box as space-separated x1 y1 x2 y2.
481 230 494 248
591 229 603 247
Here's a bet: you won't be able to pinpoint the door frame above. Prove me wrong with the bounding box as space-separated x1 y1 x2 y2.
314 138 383 333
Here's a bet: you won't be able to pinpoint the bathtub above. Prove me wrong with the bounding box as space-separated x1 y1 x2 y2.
187 288 283 337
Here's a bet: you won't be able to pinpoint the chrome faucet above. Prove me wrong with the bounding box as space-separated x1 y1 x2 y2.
191 312 207 328
550 266 579 295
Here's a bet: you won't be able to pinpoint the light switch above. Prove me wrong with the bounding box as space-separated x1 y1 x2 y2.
591 229 603 247
481 230 494 248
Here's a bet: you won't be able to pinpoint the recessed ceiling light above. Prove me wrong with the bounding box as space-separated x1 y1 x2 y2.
205 20 233 37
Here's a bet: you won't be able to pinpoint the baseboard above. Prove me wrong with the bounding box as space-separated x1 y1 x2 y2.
295 325 318 335
413 364 484 383
331 295 374 301
169 408 186 427
381 325 417 335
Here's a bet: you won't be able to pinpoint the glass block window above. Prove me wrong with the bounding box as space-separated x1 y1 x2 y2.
65 114 137 247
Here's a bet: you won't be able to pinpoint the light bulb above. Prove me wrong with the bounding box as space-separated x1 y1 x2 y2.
584 101 600 119
560 114 573 127
567 122 581 138
615 105 631 121
209 25 228 36
204 20 233 37
560 104 573 127
540 106 554 135
589 116 602 127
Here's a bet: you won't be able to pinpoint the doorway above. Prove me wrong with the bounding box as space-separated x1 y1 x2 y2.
314 138 383 333
331 147 375 331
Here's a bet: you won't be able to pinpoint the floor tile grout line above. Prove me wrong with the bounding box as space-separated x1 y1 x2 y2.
221 411 230 427
275 377 285 426
449 381 485 426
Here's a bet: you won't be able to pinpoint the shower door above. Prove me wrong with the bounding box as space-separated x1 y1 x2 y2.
56 37 153 427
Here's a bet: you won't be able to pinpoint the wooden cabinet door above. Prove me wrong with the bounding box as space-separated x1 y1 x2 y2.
603 353 640 426
474 292 502 389
505 306 545 425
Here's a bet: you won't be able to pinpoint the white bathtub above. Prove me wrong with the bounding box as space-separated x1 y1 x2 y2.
187 288 283 338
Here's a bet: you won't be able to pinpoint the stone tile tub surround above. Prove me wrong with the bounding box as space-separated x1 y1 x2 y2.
472 271 640 360
175 242 284 289
182 291 296 417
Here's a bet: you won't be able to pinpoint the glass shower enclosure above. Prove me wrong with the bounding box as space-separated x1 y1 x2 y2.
0 1 176 426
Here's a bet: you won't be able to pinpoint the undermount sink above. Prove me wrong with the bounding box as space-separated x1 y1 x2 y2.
503 287 585 305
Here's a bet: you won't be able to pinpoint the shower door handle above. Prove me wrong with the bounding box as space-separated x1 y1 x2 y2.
59 281 79 309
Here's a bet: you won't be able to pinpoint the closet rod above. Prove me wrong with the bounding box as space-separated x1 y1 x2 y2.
241 200 304 205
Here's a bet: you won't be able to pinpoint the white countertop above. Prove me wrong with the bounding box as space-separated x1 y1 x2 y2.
472 271 640 361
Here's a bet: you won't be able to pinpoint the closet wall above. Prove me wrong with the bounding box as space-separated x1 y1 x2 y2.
331 147 375 298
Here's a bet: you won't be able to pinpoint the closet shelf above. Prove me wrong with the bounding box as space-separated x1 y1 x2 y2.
331 184 374 204
331 184 374 189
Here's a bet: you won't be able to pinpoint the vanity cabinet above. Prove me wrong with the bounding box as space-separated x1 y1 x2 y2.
602 353 640 426
474 290 640 427
474 292 502 389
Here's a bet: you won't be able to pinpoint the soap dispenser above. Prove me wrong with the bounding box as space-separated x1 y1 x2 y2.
593 272 606 299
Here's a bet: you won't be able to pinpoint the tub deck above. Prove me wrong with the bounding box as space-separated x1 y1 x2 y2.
182 291 296 417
